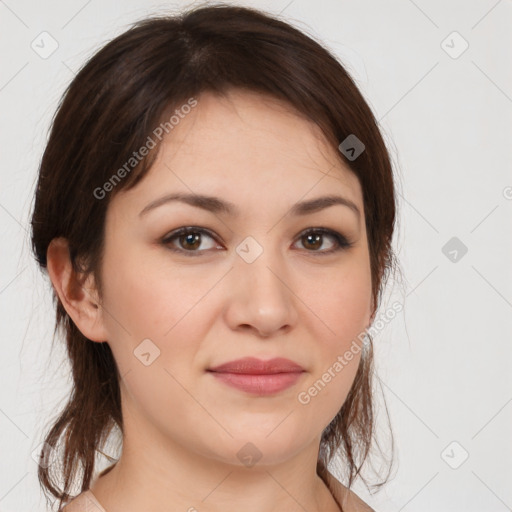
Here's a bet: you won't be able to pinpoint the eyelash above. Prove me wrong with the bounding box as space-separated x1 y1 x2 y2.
161 226 354 257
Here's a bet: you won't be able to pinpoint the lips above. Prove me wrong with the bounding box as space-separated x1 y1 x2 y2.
208 357 305 374
207 357 305 395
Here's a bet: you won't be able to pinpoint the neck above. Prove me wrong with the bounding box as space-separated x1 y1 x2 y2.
90 426 340 512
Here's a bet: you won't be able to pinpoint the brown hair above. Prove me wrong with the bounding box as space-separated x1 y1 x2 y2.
30 3 398 510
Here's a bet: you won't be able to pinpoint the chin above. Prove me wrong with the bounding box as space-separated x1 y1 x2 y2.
197 425 316 468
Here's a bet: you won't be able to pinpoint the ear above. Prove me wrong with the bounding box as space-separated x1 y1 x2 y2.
46 237 108 342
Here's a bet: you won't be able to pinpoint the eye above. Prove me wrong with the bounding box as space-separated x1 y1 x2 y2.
161 227 222 256
161 226 353 257
294 228 354 254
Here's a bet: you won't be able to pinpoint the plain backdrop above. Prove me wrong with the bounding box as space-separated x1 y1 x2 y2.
1 0 511 510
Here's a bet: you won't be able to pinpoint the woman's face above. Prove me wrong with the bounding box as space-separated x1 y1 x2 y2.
95 89 373 467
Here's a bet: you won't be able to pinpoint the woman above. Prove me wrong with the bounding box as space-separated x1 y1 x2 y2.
31 3 397 511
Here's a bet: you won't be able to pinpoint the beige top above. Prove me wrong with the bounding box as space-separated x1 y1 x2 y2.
61 470 374 511
60 490 107 512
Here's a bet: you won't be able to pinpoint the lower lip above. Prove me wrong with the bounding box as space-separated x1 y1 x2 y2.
209 371 304 395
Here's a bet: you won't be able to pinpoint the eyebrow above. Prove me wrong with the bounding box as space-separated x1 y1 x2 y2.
139 192 361 219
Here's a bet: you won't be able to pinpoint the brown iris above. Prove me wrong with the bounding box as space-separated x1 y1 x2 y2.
180 232 202 250
302 233 322 251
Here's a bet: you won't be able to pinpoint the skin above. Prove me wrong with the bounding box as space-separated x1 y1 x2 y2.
48 89 374 512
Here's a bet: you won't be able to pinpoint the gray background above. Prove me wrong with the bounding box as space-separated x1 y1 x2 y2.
1 0 511 510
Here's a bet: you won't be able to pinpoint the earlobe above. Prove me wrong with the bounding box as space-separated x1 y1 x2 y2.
46 237 108 342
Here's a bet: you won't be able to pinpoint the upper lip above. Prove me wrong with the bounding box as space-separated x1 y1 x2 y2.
208 357 305 375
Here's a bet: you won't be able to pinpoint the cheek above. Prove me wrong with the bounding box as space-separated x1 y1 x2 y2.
100 249 212 340
99 255 212 434
296 258 370 416
299 258 372 344
99 250 222 388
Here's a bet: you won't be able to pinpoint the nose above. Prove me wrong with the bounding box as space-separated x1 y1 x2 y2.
223 247 299 338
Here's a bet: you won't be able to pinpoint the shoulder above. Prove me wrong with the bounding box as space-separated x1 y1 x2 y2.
59 491 99 512
59 467 113 511
325 470 376 512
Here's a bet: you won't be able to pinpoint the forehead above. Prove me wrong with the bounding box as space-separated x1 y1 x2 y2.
113 89 363 218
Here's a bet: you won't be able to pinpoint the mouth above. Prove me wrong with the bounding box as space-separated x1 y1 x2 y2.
207 357 306 396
